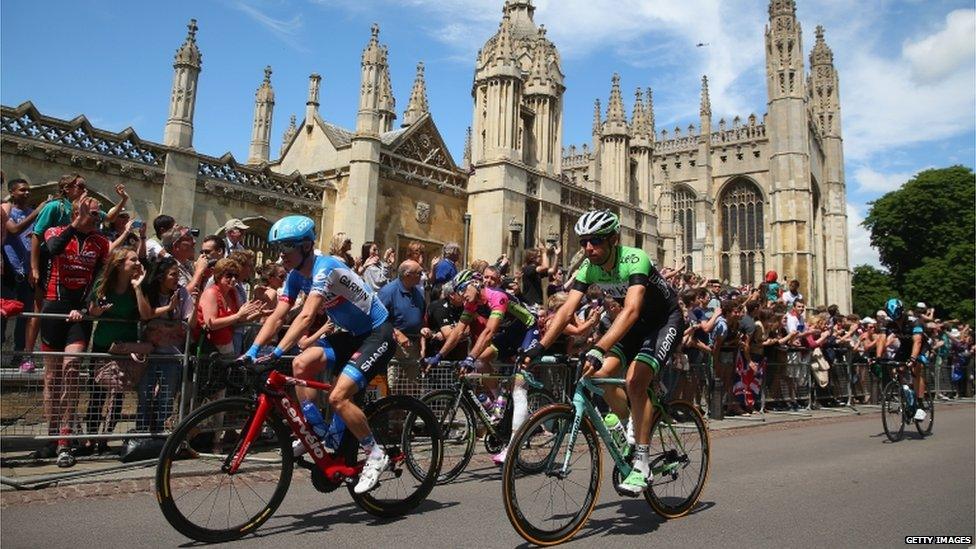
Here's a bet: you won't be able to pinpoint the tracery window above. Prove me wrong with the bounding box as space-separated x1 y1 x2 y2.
719 178 764 284
672 186 695 272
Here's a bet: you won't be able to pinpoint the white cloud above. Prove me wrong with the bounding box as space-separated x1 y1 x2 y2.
233 1 309 52
846 202 881 268
851 166 917 194
903 9 976 82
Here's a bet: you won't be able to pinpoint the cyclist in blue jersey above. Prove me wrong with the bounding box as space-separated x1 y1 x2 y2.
874 298 928 421
245 216 395 494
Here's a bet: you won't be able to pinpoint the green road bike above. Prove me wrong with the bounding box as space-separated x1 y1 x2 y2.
501 371 710 546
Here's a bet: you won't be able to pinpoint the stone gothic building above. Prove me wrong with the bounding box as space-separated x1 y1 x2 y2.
0 0 850 308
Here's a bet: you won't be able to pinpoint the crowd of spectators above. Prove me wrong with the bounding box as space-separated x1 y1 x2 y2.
1 173 974 466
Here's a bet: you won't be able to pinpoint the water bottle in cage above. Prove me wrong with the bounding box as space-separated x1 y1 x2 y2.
603 413 630 457
301 400 328 439
902 384 915 409
492 390 509 422
477 392 493 412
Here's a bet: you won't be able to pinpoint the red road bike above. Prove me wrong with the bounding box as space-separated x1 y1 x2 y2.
155 361 442 542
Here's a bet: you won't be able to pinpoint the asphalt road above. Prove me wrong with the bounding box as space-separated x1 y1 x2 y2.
3 404 974 548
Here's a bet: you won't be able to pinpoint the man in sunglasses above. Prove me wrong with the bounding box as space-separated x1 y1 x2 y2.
523 209 683 496
243 215 395 495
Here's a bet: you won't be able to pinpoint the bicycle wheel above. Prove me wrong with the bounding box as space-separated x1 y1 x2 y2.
502 404 601 547
420 389 476 484
881 380 905 442
514 388 559 473
645 401 710 518
915 386 934 436
349 395 443 518
155 397 292 543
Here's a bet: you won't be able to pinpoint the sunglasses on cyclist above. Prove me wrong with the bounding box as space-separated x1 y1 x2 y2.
275 241 303 254
578 236 606 247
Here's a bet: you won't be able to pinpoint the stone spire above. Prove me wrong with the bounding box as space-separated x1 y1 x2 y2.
810 25 834 66
592 98 602 136
646 87 655 140
700 75 711 118
247 65 275 165
768 0 796 18
603 73 628 135
402 62 429 127
305 73 321 129
378 48 396 132
357 23 387 135
490 15 516 66
462 126 472 169
765 0 804 100
280 114 297 157
163 19 202 148
631 88 649 139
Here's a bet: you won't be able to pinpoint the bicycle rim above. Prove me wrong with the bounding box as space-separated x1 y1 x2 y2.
502 404 601 547
515 388 560 474
155 397 292 543
421 389 475 484
881 381 905 442
915 389 934 436
350 395 443 518
645 401 710 518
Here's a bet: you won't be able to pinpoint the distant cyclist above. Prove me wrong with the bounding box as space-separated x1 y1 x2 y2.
524 209 683 496
245 216 395 494
874 298 928 421
424 269 540 463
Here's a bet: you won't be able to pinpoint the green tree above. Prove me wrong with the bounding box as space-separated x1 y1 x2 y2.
861 165 975 323
851 264 896 319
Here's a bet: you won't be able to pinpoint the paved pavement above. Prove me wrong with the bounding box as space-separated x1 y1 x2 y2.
1 401 973 548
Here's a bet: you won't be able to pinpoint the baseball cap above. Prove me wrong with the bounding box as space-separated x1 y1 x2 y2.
860 317 877 325
161 226 193 250
222 218 250 232
915 302 926 309
876 309 888 319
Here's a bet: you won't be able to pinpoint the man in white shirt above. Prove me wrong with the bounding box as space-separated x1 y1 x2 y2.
222 218 249 256
781 279 803 307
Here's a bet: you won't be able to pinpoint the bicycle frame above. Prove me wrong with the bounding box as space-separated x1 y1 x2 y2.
549 377 686 480
443 371 549 439
225 370 364 482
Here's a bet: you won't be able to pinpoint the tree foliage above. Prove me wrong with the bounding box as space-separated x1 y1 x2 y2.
851 265 896 319
861 166 975 323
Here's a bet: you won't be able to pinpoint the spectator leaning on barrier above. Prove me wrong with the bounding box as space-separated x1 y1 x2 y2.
137 255 193 431
1 177 47 370
85 246 146 450
222 218 249 256
195 257 262 356
379 260 427 392
783 298 808 410
38 195 111 466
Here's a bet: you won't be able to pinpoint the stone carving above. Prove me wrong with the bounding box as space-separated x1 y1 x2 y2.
415 201 431 224
396 125 452 170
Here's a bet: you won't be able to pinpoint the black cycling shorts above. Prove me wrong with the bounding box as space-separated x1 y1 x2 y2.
609 303 685 373
319 321 396 391
40 300 92 350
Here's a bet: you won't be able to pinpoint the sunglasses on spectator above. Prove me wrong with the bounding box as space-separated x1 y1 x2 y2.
578 236 606 247
222 272 239 280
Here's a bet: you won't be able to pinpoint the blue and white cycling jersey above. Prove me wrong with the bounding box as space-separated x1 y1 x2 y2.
280 269 313 305
308 255 388 336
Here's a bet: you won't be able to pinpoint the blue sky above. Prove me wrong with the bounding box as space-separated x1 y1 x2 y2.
3 0 974 268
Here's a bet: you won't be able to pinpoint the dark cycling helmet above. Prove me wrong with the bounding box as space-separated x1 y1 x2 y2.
268 215 316 243
885 298 904 321
452 269 482 291
574 209 620 237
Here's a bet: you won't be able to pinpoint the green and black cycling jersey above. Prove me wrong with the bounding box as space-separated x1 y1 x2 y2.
571 245 678 319
571 245 682 371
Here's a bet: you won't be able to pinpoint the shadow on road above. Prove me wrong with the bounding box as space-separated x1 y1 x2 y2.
181 498 460 544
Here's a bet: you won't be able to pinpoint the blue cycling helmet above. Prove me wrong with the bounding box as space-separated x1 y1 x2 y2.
268 215 316 243
885 298 904 321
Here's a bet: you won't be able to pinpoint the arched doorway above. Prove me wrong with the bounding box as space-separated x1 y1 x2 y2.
672 185 695 272
719 178 764 285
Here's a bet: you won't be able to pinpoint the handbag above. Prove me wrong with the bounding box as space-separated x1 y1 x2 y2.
95 341 155 391
810 347 831 388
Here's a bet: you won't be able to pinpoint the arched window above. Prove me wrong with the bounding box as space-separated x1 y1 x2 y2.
719 178 764 284
672 186 695 272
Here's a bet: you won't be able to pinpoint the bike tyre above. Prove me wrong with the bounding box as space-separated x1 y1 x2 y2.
420 389 476 484
645 400 710 519
881 380 905 442
349 395 443 518
502 403 601 547
155 397 293 543
915 385 934 436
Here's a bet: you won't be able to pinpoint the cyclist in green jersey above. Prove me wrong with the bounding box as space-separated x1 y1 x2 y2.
524 209 683 495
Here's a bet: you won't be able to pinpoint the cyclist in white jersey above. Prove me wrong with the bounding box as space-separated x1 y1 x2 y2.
245 216 395 494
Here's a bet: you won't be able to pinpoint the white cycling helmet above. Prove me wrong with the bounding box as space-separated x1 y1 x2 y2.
574 209 620 237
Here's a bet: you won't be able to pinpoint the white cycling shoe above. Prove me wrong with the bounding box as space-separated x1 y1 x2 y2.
913 408 927 422
354 451 389 494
